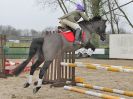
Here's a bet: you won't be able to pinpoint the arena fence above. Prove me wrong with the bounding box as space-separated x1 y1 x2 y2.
0 35 6 77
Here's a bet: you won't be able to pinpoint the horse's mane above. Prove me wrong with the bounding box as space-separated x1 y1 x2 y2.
42 30 58 36
79 16 102 24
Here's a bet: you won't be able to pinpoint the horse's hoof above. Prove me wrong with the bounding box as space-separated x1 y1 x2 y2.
33 86 41 94
23 82 30 88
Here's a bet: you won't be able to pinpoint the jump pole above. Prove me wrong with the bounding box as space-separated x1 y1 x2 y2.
75 62 133 70
64 86 125 99
76 83 133 97
61 62 133 73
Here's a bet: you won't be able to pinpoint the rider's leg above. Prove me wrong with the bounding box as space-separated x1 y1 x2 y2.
60 19 82 45
74 28 82 44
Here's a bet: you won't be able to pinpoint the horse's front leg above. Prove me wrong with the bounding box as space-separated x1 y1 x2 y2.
33 60 52 94
24 58 44 88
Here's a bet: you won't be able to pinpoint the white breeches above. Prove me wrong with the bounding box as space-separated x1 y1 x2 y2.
60 19 81 30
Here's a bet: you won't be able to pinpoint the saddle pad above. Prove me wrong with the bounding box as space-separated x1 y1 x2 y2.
82 32 85 42
60 31 85 42
60 31 75 42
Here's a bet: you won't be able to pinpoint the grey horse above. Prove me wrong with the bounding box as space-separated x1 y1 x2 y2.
13 16 107 93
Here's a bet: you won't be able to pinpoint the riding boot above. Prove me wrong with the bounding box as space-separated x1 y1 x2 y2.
73 28 82 45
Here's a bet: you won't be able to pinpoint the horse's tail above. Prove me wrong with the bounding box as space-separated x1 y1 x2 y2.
13 59 31 76
13 38 44 76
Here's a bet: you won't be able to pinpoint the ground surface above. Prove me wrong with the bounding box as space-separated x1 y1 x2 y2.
0 58 133 99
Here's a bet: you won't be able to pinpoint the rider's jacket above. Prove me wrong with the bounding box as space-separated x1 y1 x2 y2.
59 10 90 23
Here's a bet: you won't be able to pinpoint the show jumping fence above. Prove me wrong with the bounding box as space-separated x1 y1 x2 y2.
76 83 133 97
61 62 133 73
0 36 34 75
64 86 125 99
75 62 133 70
43 51 76 87
61 62 133 98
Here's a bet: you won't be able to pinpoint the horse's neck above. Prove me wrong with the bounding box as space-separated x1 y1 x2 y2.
80 23 93 33
79 21 96 44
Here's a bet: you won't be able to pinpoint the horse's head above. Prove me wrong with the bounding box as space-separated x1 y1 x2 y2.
79 16 107 42
93 18 107 41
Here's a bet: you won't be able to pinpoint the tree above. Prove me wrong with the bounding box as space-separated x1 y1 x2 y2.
90 0 101 16
106 0 115 34
114 0 133 28
37 0 68 14
112 9 120 34
0 25 21 37
31 29 39 36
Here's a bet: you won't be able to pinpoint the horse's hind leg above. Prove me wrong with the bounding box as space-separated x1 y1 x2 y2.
33 60 52 94
24 58 44 88
24 49 44 88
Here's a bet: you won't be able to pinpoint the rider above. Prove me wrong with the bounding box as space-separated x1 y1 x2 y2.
59 4 90 45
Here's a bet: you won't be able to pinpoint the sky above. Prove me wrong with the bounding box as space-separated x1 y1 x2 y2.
0 0 132 32
0 0 63 31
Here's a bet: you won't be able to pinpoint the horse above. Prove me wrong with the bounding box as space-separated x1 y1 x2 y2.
13 16 107 93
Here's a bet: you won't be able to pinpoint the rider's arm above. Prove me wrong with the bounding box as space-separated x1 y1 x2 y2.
79 12 90 21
